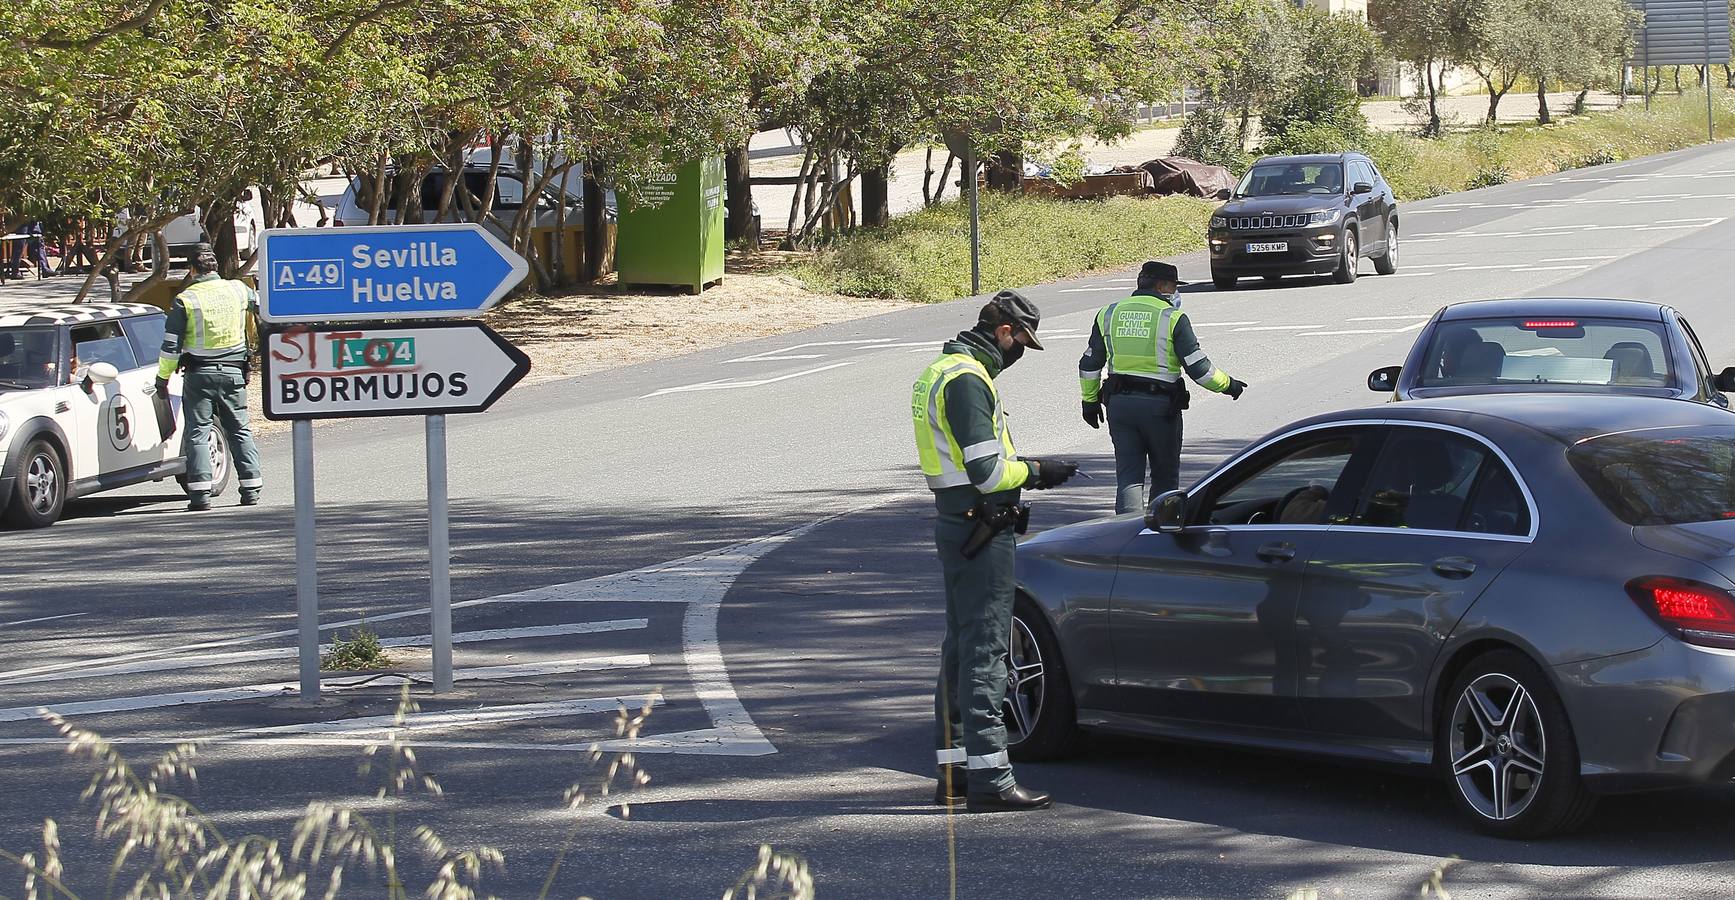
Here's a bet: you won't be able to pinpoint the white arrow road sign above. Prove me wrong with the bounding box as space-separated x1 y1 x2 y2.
262 320 531 420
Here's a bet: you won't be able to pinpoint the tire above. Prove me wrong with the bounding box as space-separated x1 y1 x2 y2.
1373 220 1399 275
1212 272 1238 291
1438 649 1597 838
4 439 66 528
1007 595 1082 762
177 427 233 498
1333 228 1359 284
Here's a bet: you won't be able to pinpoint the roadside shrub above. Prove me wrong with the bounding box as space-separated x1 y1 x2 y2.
1173 105 1248 171
788 193 1214 302
1466 168 1511 189
1258 81 1370 155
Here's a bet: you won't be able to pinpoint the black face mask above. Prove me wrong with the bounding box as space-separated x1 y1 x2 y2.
1000 339 1026 369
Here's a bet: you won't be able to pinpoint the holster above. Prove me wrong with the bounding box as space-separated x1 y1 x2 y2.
960 499 1031 560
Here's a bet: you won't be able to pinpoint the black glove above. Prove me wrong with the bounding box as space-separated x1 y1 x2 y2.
1082 401 1103 429
1226 378 1247 400
1024 458 1079 490
153 377 170 396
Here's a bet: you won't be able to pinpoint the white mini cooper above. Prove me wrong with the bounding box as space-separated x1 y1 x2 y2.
0 303 231 527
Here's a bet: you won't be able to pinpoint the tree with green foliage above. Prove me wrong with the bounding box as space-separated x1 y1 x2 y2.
1503 0 1634 124
1370 0 1489 137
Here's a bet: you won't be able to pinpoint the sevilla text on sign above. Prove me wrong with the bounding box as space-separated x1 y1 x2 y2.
257 224 529 323
262 321 531 420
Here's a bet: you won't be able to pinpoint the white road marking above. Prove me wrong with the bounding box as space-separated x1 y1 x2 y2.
1540 256 1616 262
1 620 650 686
1450 264 1533 270
1383 272 1438 278
0 655 651 723
240 694 666 736
1296 321 1428 337
1230 324 1325 332
726 339 892 364
1398 263 1461 268
648 362 856 397
1058 286 1132 293
1511 265 1591 272
1348 315 1432 321
0 613 88 629
1191 321 1260 329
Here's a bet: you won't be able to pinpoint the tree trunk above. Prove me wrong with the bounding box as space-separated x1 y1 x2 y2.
1237 103 1252 150
582 159 608 283
985 150 1021 192
1486 84 1501 123
1424 62 1442 137
1674 66 1682 93
1573 87 1589 115
861 162 890 228
368 151 389 225
725 145 753 243
1536 77 1551 124
204 198 240 277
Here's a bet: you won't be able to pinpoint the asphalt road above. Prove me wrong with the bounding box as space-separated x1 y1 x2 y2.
6 142 1735 897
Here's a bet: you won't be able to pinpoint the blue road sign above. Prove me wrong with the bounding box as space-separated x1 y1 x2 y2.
258 224 529 323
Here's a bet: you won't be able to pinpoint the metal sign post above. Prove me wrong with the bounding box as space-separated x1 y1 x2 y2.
293 419 320 699
965 145 981 296
259 224 530 700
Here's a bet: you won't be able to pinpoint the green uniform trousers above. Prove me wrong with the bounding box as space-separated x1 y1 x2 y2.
182 367 263 495
933 510 1017 793
1106 390 1183 515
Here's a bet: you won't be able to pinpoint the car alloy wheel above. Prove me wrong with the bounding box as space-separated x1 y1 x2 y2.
1449 672 1546 821
1004 614 1045 744
25 449 60 515
1334 229 1359 283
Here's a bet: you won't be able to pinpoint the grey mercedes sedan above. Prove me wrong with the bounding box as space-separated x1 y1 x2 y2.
1011 394 1735 837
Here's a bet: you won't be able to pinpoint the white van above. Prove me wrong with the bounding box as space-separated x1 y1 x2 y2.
118 192 267 262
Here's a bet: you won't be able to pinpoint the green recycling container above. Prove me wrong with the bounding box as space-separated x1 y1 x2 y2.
616 157 724 294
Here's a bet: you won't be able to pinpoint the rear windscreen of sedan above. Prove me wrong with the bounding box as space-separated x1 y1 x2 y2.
1570 427 1735 525
1416 318 1673 389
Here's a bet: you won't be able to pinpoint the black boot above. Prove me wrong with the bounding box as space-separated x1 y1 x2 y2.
240 490 261 507
933 766 967 805
186 492 211 512
966 783 1052 813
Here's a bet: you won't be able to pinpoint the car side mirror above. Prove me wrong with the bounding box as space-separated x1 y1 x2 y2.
1716 367 1735 393
1146 489 1188 534
1352 182 1373 194
1368 365 1401 392
80 361 119 395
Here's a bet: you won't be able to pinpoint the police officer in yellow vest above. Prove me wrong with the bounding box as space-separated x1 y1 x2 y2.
155 244 264 511
913 290 1078 812
1080 261 1246 514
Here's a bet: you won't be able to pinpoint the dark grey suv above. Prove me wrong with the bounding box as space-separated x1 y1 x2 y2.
1208 152 1399 289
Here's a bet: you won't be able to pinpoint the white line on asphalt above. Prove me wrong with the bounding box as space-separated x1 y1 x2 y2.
1540 256 1616 262
1230 324 1325 332
0 613 88 629
1511 265 1591 272
1399 263 1460 268
1192 321 1260 328
239 694 666 736
648 362 856 397
1383 272 1437 278
726 339 892 364
0 620 651 686
1296 321 1428 337
1058 286 1132 293
1347 315 1432 321
1450 264 1533 270
0 655 652 724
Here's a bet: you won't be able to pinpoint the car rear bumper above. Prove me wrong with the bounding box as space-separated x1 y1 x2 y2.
1209 226 1342 274
1555 638 1735 793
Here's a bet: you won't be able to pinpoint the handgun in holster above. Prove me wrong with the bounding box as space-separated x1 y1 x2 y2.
960 499 1031 560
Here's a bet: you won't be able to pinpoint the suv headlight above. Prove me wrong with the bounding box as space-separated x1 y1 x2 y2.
1309 209 1343 224
1210 216 1227 229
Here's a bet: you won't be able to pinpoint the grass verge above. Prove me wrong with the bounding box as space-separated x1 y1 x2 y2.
788 193 1214 302
787 90 1733 302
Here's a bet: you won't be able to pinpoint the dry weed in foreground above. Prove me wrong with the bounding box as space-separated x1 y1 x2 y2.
4 687 815 899
1288 856 1458 900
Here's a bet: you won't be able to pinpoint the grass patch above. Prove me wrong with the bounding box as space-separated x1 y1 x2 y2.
1368 89 1735 201
787 193 1215 302
321 620 393 671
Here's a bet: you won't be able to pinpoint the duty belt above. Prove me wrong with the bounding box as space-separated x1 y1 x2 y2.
1106 374 1177 395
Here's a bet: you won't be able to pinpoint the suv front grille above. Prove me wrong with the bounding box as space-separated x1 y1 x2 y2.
1231 214 1310 231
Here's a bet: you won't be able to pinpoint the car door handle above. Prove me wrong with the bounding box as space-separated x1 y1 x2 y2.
1433 556 1478 579
1256 542 1297 563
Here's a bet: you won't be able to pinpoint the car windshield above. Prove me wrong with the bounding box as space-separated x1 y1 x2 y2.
1237 163 1344 197
0 327 58 391
1415 317 1674 389
1570 427 1735 525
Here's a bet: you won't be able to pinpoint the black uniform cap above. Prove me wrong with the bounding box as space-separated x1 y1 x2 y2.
1137 260 1186 286
979 289 1045 350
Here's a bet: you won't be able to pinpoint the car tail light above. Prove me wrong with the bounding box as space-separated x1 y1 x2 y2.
333 218 345 226
1522 320 1578 329
1627 576 1735 649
